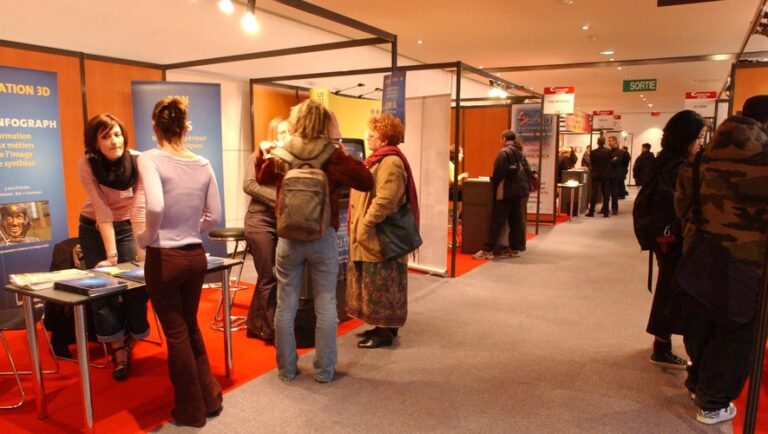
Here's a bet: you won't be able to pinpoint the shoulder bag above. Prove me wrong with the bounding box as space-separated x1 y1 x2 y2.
371 162 422 260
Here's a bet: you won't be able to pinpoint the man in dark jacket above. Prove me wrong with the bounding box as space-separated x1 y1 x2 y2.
633 143 655 186
585 136 612 217
620 145 631 197
472 129 531 259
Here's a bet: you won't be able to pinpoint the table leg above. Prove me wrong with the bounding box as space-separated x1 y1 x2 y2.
221 269 232 378
22 295 46 419
74 304 94 433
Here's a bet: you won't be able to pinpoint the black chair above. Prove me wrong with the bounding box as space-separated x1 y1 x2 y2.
208 227 250 331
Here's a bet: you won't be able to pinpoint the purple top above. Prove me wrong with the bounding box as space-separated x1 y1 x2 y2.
135 148 222 249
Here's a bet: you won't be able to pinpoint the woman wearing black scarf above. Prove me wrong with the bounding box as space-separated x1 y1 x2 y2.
77 113 149 381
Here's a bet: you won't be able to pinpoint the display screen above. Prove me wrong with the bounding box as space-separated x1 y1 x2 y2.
341 138 366 162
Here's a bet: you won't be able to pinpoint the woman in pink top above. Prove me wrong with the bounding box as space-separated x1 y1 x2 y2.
135 96 223 427
78 113 149 381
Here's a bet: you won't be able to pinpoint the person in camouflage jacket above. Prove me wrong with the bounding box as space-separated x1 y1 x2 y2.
674 95 768 424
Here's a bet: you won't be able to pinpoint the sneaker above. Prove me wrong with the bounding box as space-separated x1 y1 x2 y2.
649 352 690 369
498 248 521 258
472 250 494 260
696 403 736 425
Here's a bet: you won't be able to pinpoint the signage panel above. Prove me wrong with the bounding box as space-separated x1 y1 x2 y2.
623 79 657 92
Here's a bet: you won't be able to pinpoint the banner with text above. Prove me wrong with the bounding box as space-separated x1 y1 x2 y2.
131 81 226 256
382 71 406 125
684 91 717 117
592 110 615 130
543 86 575 115
512 104 557 217
0 66 68 309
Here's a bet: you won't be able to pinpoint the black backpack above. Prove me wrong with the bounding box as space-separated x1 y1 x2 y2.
632 159 683 251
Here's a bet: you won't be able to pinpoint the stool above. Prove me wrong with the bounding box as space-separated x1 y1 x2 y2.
208 228 250 331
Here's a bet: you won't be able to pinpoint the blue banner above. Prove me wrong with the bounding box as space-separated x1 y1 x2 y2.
382 71 406 126
0 66 68 309
131 81 226 256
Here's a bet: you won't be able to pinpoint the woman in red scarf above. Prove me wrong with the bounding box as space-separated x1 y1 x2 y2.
347 113 419 349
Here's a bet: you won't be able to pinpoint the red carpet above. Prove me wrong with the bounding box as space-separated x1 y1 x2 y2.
0 283 362 433
447 223 538 277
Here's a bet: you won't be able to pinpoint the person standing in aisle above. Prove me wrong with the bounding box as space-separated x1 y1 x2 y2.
244 116 290 344
620 145 631 197
347 113 419 349
256 100 373 383
607 136 623 214
633 143 655 186
77 113 149 381
136 96 223 427
585 136 611 217
472 129 531 259
675 95 768 425
644 109 705 372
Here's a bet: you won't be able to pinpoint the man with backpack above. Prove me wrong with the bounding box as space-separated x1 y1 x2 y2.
472 129 532 260
257 100 373 384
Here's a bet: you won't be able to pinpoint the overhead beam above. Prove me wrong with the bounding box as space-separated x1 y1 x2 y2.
165 37 388 70
460 62 542 98
274 0 396 42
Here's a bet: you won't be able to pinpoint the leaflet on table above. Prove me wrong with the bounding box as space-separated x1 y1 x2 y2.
115 268 145 283
9 269 94 290
54 276 128 296
207 256 225 267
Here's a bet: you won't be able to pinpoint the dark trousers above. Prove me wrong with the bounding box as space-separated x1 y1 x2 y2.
610 178 622 212
483 196 528 252
145 244 222 427
79 217 149 342
683 296 755 411
244 211 278 339
646 249 685 338
588 177 611 215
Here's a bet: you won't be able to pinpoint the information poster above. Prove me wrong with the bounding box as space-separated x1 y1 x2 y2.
512 104 557 217
131 81 226 256
382 71 406 125
0 66 68 309
543 86 575 115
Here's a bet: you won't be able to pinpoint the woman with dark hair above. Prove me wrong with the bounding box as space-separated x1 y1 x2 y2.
78 113 148 381
136 96 223 427
244 116 290 343
347 113 419 349
645 109 706 370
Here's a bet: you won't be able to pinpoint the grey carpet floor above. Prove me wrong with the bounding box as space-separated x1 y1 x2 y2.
154 191 731 433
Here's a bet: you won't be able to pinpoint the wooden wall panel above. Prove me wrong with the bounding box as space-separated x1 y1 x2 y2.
452 106 511 178
84 59 162 147
0 46 84 237
732 65 768 116
251 84 305 151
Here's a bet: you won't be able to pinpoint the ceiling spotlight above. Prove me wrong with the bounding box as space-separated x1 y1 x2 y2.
218 0 234 14
617 66 622 70
648 103 654 108
640 94 644 98
609 58 615 61
479 66 484 69
581 24 590 31
599 50 615 55
241 0 260 34
334 83 365 95
417 40 424 44
560 0 575 4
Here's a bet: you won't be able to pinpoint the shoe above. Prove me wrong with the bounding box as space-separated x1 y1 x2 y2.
111 344 130 381
51 338 72 358
358 329 394 349
246 329 275 343
603 213 610 218
696 403 736 425
499 248 521 258
206 407 223 418
585 212 594 217
472 250 494 260
649 352 690 370
357 327 398 338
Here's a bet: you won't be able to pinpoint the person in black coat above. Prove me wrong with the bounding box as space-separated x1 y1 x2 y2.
620 146 631 197
585 137 612 217
607 136 624 214
633 143 655 186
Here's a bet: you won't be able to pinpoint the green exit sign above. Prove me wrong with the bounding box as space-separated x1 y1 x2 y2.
623 79 657 92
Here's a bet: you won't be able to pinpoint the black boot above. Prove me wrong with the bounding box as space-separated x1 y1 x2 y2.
357 327 394 349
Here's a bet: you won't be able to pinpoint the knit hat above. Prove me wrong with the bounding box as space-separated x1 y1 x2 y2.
741 95 768 125
661 110 705 156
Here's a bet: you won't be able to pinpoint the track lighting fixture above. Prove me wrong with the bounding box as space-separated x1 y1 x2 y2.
241 0 260 34
333 83 365 95
357 88 383 98
756 11 768 37
218 0 234 14
488 80 508 98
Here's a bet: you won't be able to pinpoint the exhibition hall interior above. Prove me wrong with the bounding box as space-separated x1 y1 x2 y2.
1 0 767 432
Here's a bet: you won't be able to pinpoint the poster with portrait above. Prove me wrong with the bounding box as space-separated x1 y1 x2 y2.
0 66 68 309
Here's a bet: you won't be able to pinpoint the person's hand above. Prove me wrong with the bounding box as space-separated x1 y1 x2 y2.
96 258 117 268
259 140 276 154
135 249 146 262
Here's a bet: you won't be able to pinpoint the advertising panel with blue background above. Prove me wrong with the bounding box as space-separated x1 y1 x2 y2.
131 81 226 256
0 66 68 309
512 104 557 216
382 71 406 125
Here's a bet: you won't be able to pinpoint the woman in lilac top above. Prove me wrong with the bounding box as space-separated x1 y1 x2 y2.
77 113 148 381
135 96 223 427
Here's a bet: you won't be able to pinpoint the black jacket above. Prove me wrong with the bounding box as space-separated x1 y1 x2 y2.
633 150 655 186
589 145 612 179
491 141 530 199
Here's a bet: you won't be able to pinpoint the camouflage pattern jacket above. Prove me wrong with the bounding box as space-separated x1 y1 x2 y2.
675 115 768 275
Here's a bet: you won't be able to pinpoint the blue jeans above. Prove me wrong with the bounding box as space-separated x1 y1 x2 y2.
79 217 149 343
274 229 339 382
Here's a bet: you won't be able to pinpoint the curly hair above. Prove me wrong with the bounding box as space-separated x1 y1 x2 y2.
369 113 404 145
84 113 127 156
289 100 331 140
152 96 188 142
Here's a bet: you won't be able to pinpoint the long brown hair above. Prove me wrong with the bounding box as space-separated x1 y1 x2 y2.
84 113 127 156
152 96 188 143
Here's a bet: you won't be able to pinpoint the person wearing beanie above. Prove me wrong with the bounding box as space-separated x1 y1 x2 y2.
644 110 706 372
674 95 768 425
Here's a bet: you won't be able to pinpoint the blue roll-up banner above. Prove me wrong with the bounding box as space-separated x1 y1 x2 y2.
382 71 406 125
131 81 226 256
0 66 68 309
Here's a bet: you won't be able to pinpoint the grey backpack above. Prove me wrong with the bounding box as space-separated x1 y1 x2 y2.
271 144 336 241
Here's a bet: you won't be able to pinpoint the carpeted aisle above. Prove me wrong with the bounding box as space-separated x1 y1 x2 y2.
0 284 361 433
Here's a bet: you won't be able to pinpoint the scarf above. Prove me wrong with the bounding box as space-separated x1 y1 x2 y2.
363 145 420 229
88 150 138 191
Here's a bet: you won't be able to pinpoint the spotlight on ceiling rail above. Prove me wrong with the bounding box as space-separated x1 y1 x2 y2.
218 0 234 14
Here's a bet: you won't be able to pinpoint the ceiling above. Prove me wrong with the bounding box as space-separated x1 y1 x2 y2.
1 0 767 114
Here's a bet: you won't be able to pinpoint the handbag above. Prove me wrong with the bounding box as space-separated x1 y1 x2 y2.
370 163 422 260
673 156 761 325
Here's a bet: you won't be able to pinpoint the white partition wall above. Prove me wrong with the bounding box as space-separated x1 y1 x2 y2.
401 95 451 275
